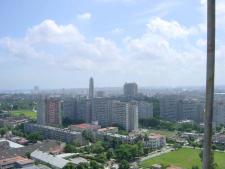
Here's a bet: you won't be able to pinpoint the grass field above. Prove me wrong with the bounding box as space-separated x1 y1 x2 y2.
10 110 37 120
148 129 177 137
140 148 225 169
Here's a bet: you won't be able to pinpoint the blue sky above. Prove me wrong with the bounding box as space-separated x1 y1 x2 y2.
0 0 225 89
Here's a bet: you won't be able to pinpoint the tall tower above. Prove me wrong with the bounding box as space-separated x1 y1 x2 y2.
89 77 94 99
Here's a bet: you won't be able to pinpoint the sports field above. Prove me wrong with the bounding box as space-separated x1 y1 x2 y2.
140 148 225 169
10 110 37 120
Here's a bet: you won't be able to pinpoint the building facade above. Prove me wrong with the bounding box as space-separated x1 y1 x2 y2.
111 101 138 131
24 123 86 145
92 98 112 127
123 83 138 97
213 101 225 127
138 101 153 119
158 95 180 121
37 96 63 126
89 77 94 99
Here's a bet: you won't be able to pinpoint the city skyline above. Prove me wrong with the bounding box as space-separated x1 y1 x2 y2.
0 0 225 90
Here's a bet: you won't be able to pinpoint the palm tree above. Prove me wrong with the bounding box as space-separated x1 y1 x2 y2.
202 0 216 169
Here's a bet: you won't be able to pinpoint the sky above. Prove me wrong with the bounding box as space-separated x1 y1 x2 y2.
0 0 225 90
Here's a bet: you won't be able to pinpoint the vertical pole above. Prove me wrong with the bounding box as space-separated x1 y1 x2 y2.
203 0 215 169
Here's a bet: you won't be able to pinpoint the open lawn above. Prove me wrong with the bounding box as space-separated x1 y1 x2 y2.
10 110 36 120
148 129 177 137
140 148 225 169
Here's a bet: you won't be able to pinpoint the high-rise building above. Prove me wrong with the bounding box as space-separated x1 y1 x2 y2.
177 99 204 123
111 101 138 131
138 101 153 119
158 95 181 121
89 77 94 99
128 102 139 131
62 97 77 120
32 86 39 94
96 91 105 98
76 99 92 123
123 82 138 97
37 96 46 125
37 96 63 126
158 95 204 123
92 98 112 127
213 101 225 127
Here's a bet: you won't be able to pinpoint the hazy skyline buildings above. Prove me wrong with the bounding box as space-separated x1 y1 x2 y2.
124 82 138 97
89 77 94 99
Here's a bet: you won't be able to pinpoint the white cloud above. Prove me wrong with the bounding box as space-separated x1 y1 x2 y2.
77 12 92 21
146 17 191 39
0 19 124 72
111 27 124 34
196 38 206 47
1 15 225 86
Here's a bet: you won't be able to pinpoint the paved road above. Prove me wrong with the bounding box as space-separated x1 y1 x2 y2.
130 146 174 168
140 147 174 162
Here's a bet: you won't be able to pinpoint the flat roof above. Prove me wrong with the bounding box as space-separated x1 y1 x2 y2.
70 123 100 129
31 150 68 169
70 157 88 165
0 139 24 148
0 156 33 165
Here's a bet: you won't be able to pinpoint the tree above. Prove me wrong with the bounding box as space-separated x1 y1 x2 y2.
82 130 94 142
76 162 89 169
119 160 129 169
95 152 107 163
25 152 31 158
27 132 42 143
90 141 105 154
90 160 103 169
106 148 114 159
0 127 7 136
192 166 199 169
63 162 75 169
64 144 77 153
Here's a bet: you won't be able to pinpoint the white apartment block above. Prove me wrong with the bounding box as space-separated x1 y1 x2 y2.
111 101 138 131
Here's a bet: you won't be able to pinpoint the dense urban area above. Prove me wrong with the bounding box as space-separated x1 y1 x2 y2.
1 78 225 169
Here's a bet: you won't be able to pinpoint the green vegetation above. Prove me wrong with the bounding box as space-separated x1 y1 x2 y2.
10 109 36 120
140 148 225 169
139 117 203 133
118 129 129 135
63 160 103 169
0 127 8 136
119 160 130 169
27 132 43 143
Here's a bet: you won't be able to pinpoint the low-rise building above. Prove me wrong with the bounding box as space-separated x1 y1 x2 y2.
31 150 68 169
144 134 166 149
24 123 86 145
0 117 29 128
69 123 101 132
97 127 118 134
213 134 225 144
0 156 34 169
31 150 88 169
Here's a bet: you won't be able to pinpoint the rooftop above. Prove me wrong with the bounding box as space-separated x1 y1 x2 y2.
0 156 33 166
70 157 88 165
0 139 24 148
70 123 100 130
31 150 68 169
